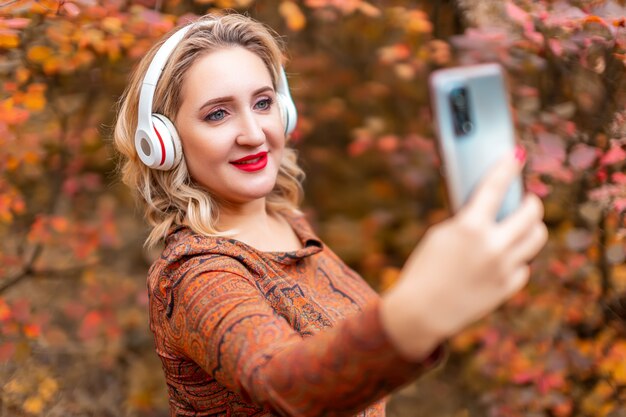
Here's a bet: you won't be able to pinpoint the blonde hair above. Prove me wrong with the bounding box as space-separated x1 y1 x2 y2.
114 13 304 248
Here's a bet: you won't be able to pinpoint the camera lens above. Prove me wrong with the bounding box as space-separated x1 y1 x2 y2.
449 87 472 137
461 121 473 134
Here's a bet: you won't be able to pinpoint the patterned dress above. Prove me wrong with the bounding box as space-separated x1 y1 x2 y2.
147 211 443 417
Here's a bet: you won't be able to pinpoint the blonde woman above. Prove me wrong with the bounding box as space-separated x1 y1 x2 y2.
114 13 547 417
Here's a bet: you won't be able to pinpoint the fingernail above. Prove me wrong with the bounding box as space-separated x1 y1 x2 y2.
514 145 527 164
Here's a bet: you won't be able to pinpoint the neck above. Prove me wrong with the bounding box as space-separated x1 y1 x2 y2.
216 198 271 233
215 198 301 252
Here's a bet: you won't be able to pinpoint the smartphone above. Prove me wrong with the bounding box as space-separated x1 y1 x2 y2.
429 63 522 220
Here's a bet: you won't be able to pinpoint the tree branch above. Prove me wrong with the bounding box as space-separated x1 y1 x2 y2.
0 256 97 294
0 0 22 9
0 243 41 293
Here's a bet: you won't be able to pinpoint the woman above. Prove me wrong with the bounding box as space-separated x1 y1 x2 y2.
114 13 547 417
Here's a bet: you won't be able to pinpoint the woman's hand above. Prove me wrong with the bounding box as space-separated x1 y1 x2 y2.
380 151 548 360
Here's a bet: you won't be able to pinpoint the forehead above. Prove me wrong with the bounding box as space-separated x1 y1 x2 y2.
182 46 273 99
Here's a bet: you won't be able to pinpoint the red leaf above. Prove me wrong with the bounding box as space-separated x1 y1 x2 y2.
377 135 399 153
614 198 626 213
11 298 30 322
549 259 569 279
527 176 551 197
549 39 564 56
569 144 598 170
62 2 81 17
505 1 531 25
78 311 103 340
612 172 626 184
23 323 40 339
63 301 87 320
0 342 15 363
600 144 626 166
538 132 566 161
565 228 593 251
0 298 11 321
2 18 31 29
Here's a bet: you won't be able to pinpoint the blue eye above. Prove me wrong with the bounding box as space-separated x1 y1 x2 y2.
206 109 227 121
255 98 273 110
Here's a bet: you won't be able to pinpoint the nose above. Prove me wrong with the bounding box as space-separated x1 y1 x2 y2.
236 109 265 147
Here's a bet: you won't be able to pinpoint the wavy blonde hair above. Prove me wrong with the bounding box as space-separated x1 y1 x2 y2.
114 13 304 248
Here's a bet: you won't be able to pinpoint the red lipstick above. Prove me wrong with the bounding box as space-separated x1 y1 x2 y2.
230 151 268 172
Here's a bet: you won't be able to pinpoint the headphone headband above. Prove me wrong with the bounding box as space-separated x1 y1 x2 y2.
137 25 191 132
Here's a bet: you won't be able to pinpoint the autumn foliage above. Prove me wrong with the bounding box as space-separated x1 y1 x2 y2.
0 1 625 416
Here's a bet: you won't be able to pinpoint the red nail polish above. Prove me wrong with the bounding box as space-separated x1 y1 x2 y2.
514 145 527 164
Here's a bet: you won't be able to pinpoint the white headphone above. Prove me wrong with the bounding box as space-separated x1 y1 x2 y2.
135 23 298 171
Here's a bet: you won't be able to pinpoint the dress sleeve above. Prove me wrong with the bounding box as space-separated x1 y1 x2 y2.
165 269 444 417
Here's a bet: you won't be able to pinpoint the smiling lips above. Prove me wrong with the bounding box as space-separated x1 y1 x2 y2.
230 151 268 172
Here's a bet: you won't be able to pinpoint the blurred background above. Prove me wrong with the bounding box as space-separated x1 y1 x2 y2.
0 0 625 416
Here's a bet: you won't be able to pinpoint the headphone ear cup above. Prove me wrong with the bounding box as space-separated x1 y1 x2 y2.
151 113 182 170
276 68 297 135
277 93 297 135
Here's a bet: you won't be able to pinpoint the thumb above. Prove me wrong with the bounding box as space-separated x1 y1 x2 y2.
462 146 526 221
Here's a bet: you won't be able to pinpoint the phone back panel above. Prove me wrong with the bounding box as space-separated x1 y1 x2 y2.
430 63 522 220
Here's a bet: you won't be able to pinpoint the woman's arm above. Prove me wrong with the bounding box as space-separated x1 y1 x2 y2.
166 267 443 417
381 151 547 359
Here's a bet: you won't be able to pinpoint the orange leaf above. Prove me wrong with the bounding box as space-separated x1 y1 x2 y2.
584 15 605 24
0 98 29 125
27 45 53 63
50 216 68 233
23 92 46 111
0 32 19 48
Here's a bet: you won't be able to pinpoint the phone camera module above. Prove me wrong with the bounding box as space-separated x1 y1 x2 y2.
449 87 473 137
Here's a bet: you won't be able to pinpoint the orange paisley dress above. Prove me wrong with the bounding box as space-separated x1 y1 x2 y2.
147 211 443 416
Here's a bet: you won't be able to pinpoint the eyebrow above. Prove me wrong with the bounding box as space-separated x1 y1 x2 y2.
198 86 274 111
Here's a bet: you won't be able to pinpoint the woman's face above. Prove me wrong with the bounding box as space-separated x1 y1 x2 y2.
175 46 285 207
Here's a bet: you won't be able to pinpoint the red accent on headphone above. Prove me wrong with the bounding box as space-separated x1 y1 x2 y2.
153 124 166 166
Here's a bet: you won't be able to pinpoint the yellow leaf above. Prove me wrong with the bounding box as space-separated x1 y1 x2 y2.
611 361 626 384
119 32 135 48
406 11 432 34
38 377 58 401
279 1 306 32
4 378 27 394
23 396 44 415
379 266 400 291
27 45 53 63
16 67 30 84
359 2 381 17
42 56 62 75
102 17 122 34
215 0 254 7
